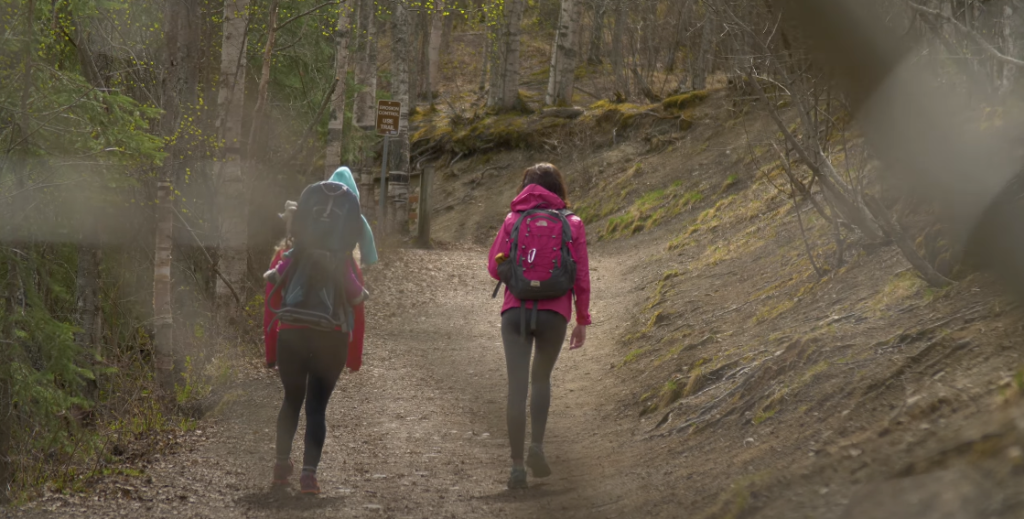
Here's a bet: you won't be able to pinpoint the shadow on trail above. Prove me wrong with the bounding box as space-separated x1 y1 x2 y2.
472 484 574 504
235 489 347 512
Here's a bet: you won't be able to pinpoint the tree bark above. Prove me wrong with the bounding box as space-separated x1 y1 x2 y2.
154 0 201 394
863 194 954 288
247 0 280 153
690 6 714 91
325 0 355 178
214 0 250 314
547 0 581 106
389 0 412 234
1000 5 1016 96
427 0 445 102
75 247 102 355
153 180 175 394
586 0 606 65
611 0 627 98
70 7 106 368
0 368 9 505
354 0 379 130
486 0 525 110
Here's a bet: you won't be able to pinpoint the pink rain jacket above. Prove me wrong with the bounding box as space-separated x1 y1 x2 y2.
487 185 592 326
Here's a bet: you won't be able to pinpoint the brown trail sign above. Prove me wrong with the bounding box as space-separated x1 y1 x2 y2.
376 100 401 136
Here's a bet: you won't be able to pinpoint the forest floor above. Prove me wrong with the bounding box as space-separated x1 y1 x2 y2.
3 246 672 519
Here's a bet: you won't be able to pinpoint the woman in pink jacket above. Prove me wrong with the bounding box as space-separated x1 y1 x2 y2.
487 163 591 489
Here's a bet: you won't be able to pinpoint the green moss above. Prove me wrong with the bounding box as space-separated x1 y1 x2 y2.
662 90 709 112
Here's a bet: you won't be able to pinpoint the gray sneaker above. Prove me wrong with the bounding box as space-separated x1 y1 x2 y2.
526 444 552 478
507 466 528 489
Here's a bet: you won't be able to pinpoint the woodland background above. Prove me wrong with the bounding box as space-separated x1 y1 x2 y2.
2 0 1023 504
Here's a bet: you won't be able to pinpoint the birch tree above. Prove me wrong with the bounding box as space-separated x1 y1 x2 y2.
354 0 379 130
427 0 445 102
214 0 249 314
390 0 412 232
546 0 582 106
486 0 526 110
154 0 202 392
326 0 355 178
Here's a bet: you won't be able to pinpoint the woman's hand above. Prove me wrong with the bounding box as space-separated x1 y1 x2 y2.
569 325 587 350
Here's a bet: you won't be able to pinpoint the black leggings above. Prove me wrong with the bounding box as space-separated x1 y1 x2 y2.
501 309 568 461
276 327 348 472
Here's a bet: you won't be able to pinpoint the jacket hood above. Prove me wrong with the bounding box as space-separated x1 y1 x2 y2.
510 184 566 212
329 167 360 203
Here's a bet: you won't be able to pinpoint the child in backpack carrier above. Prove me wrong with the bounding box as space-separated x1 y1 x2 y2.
264 200 369 306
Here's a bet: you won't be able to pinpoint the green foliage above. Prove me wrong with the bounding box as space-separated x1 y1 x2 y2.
600 181 706 240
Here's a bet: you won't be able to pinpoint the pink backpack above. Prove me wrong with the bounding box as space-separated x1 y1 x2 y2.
493 209 577 333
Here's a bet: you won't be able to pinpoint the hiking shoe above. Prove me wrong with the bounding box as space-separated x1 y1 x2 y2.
526 444 552 478
507 466 528 489
272 459 293 487
299 472 321 495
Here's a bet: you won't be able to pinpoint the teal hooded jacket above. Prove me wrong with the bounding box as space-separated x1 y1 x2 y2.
329 167 379 266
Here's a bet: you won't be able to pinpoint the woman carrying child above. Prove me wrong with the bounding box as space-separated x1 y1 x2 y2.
262 166 377 494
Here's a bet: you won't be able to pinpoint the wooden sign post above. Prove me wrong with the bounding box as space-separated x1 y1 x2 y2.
375 100 401 237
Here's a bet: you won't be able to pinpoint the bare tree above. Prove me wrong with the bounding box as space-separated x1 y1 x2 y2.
487 0 526 110
214 0 250 315
586 0 609 65
326 0 356 178
155 0 202 392
354 0 380 130
547 0 582 106
390 0 412 233
427 0 445 102
611 0 628 98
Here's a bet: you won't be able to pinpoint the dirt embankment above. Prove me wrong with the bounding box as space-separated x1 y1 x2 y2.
423 88 1024 518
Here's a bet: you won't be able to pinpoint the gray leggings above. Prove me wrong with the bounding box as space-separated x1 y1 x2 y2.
501 309 568 461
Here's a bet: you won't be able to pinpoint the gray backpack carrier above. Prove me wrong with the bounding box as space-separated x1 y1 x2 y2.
492 208 577 335
268 181 363 332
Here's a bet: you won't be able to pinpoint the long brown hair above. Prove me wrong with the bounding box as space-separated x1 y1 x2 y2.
521 162 568 203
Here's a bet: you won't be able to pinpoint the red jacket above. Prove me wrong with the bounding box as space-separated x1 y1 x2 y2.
487 185 592 326
264 249 365 370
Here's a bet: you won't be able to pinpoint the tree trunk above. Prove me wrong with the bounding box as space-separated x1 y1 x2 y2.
547 0 581 106
863 195 954 288
611 0 627 98
427 0 445 103
153 180 174 394
420 9 431 101
691 6 714 91
75 247 102 354
441 0 454 56
586 0 606 65
389 1 412 234
325 0 355 178
665 0 688 72
486 0 525 110
354 0 378 130
214 0 249 315
155 0 200 394
247 0 280 153
1000 5 1015 96
70 6 106 370
0 369 9 505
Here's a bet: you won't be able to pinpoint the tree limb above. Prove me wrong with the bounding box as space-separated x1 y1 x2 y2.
909 2 1024 67
275 0 340 32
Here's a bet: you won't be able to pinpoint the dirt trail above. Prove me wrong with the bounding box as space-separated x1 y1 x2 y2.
9 245 652 519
